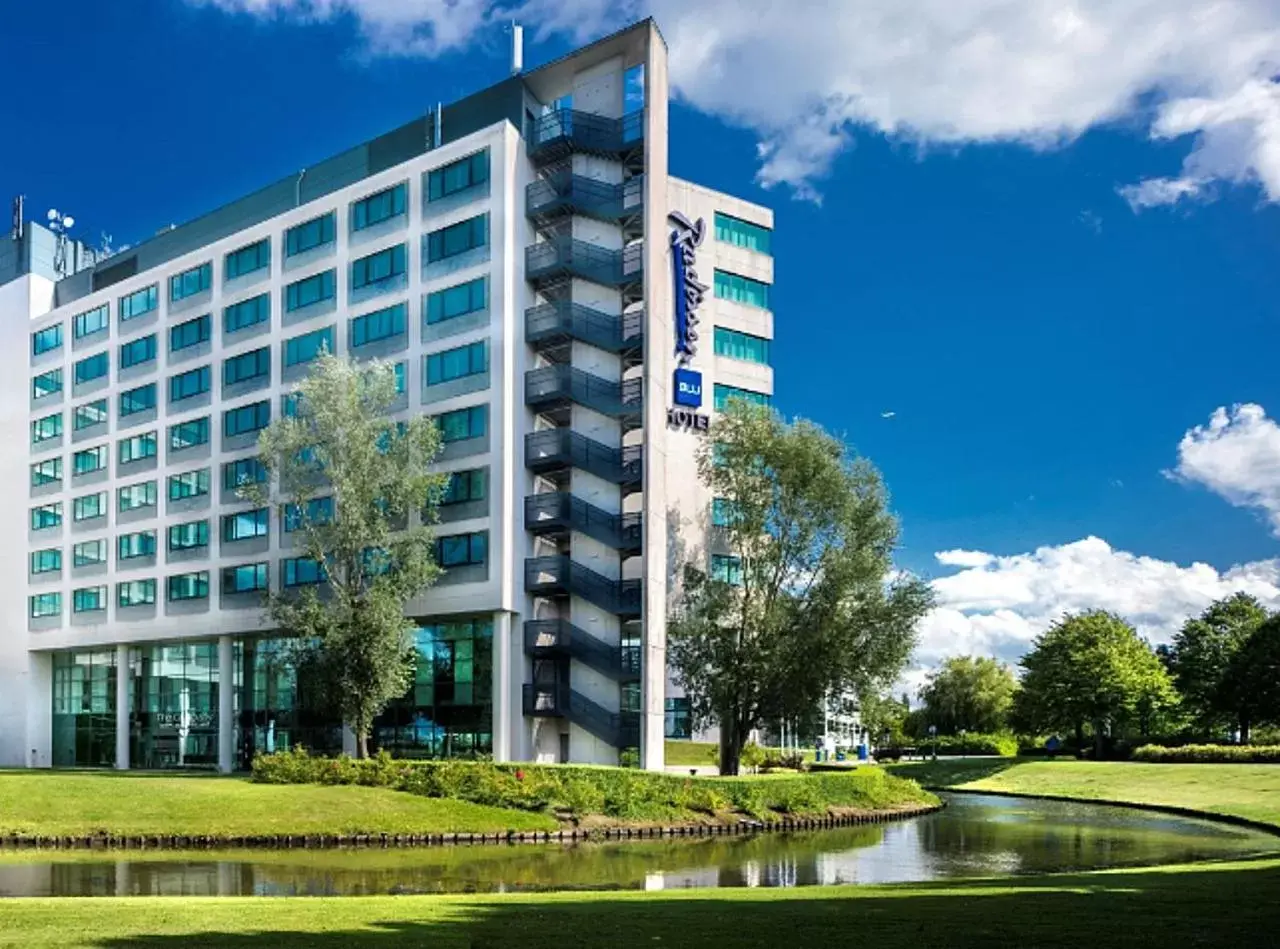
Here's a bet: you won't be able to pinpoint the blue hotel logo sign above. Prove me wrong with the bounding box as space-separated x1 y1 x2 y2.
668 211 711 431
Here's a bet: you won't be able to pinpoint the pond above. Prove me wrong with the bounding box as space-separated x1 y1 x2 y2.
1 793 1274 898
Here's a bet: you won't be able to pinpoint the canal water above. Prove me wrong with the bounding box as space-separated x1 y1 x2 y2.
1 794 1274 898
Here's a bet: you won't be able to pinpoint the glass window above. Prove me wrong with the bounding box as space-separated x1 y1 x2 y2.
435 404 487 443
118 579 156 608
32 413 62 444
74 304 109 339
394 361 406 394
73 586 107 613
223 508 269 542
167 571 209 601
665 697 692 739
117 481 157 512
713 384 771 412
714 212 773 255
32 368 63 400
168 519 209 551
223 401 270 437
119 383 157 416
31 457 62 487
169 263 211 303
285 270 336 312
283 496 333 532
168 468 210 501
73 445 108 476
223 347 271 386
713 327 770 365
425 340 487 386
31 502 62 530
425 214 488 263
711 498 743 527
425 276 487 325
283 327 334 368
441 468 486 505
713 270 770 309
169 365 211 402
31 548 62 574
225 238 270 280
30 592 62 618
119 334 157 369
73 491 107 521
223 456 268 490
170 313 212 352
74 352 109 386
32 324 63 356
436 531 487 567
281 391 303 418
73 539 107 566
285 211 336 256
74 399 108 430
351 244 406 291
282 557 325 587
222 562 268 594
224 294 270 333
119 284 159 321
118 431 158 464
118 530 157 560
427 151 489 201
711 554 743 586
350 182 406 231
350 302 407 348
168 416 209 451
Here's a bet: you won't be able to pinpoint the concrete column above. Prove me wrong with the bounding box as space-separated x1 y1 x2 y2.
115 643 130 770
217 635 234 773
492 611 512 762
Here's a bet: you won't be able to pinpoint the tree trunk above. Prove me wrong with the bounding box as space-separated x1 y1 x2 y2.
1240 714 1251 745
357 719 369 760
1074 722 1084 758
718 718 742 776
1092 720 1105 760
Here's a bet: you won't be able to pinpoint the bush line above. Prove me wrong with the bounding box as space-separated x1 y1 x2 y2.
1132 744 1280 764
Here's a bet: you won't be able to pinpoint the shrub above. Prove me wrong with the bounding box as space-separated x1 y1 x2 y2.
925 733 1018 757
1132 744 1280 764
740 742 767 772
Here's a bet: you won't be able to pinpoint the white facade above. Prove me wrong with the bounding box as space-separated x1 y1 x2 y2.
0 20 775 771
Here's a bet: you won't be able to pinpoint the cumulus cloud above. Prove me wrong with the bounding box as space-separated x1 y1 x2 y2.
1167 404 1280 536
189 1 1280 206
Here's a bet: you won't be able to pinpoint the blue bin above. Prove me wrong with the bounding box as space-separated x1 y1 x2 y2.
857 744 869 761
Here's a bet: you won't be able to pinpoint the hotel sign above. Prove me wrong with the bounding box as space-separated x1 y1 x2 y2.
668 211 711 431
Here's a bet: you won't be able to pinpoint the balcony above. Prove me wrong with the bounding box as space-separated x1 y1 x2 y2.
522 682 640 748
526 301 644 359
525 365 643 422
525 429 642 489
525 492 642 554
526 109 645 165
525 555 642 617
526 238 643 290
524 618 640 681
526 173 645 225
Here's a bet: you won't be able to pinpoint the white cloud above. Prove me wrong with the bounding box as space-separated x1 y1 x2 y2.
1168 404 1280 536
190 1 1280 206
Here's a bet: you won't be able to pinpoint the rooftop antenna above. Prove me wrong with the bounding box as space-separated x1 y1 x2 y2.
47 208 75 278
10 195 23 240
510 21 524 76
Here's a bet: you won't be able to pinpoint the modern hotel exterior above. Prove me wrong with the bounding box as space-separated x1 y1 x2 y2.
0 19 774 772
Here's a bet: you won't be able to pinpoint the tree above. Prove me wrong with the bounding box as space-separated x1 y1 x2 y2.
667 401 933 775
1168 593 1270 740
249 354 447 758
1223 614 1280 736
918 656 1018 734
1015 610 1178 757
859 689 911 746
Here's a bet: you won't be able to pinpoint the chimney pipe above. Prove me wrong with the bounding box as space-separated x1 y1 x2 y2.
511 22 524 75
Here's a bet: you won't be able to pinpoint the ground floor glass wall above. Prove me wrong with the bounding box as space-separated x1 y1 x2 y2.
234 637 341 768
129 642 220 769
51 650 118 767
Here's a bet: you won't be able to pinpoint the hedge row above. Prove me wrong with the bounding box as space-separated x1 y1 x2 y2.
928 733 1019 757
1131 744 1280 764
252 749 937 821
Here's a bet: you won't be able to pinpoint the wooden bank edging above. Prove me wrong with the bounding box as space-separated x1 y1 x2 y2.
0 802 943 852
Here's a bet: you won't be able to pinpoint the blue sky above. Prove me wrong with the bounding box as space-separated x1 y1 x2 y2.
4 1 1279 679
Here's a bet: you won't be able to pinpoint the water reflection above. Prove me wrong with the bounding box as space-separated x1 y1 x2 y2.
1 794 1275 898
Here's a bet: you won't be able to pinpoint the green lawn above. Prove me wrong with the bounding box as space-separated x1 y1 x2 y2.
1 858 1277 948
664 739 718 767
888 757 1280 829
0 771 556 838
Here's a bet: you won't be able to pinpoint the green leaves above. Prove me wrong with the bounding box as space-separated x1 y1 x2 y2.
1168 592 1269 736
919 656 1018 735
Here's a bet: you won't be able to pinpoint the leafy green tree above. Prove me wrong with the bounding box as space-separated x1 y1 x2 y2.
250 354 447 758
1168 593 1270 740
667 401 933 775
859 689 911 746
1223 614 1280 736
918 656 1018 735
1015 610 1178 757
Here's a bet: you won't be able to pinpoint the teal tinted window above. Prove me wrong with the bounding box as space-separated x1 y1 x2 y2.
72 491 107 521
437 531 487 567
428 151 489 201
283 496 333 532
119 285 159 321
73 539 107 566
350 302 406 347
169 365 211 402
74 352 109 385
436 405 486 443
711 554 743 585
168 468 210 500
425 276 487 324
73 445 108 475
713 270 770 309
32 368 63 399
351 244 406 290
31 457 62 486
283 327 334 367
74 399 108 430
119 383 157 416
713 327 770 365
73 586 107 613
223 562 268 593
74 304 109 339
282 557 325 587
425 214 488 262
223 456 268 490
394 361 406 394
223 508 269 542
118 431 158 464
118 530 157 560
31 502 62 530
225 238 270 280
170 314 211 352
119 334 157 369
285 212 336 256
713 384 771 412
711 498 742 527
224 294 270 333
223 347 271 385
169 416 210 451
32 324 63 356
224 401 270 437
30 592 61 618
118 580 156 608
169 263 212 302
32 413 62 443
284 270 336 311
117 481 156 512
167 571 209 601
714 212 772 255
351 183 406 231
441 468 486 505
425 340 487 386
168 519 209 550
31 548 61 574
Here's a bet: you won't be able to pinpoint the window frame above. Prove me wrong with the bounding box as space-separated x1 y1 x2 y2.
169 262 212 303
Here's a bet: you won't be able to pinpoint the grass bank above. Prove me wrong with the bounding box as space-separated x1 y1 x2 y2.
888 757 1280 830
2 858 1277 948
665 739 717 767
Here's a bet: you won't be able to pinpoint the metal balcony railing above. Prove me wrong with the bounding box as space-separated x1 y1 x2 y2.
526 301 644 355
525 238 644 288
525 429 643 487
525 555 642 617
526 173 645 223
526 109 645 164
521 683 639 748
523 618 640 681
525 365 643 419
525 492 642 553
